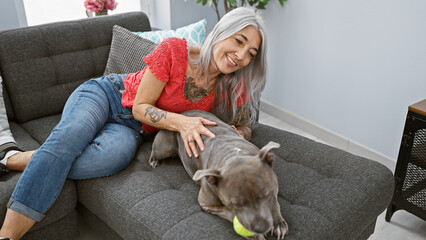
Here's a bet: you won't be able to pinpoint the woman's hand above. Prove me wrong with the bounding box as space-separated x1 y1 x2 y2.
177 116 217 158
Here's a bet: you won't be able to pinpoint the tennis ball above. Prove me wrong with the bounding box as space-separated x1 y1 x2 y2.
233 215 255 237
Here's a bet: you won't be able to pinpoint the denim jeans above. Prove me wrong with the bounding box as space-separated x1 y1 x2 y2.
8 74 143 221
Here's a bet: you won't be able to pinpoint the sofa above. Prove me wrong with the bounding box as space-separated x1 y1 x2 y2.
0 12 394 240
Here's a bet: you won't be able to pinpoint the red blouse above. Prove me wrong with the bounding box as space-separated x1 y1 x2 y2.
122 37 215 134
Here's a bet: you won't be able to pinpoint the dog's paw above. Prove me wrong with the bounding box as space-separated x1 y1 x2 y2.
149 161 159 168
148 157 160 168
270 219 288 239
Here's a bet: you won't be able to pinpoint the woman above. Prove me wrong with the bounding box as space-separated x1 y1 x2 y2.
0 7 267 239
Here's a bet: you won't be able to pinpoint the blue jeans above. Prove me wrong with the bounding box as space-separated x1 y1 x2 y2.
7 74 143 221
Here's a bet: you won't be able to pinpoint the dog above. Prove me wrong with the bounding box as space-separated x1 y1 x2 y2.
149 110 288 239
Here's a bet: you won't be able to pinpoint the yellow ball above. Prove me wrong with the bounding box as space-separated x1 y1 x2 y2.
233 216 255 237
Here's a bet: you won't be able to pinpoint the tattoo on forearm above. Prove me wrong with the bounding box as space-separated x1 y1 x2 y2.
144 106 167 123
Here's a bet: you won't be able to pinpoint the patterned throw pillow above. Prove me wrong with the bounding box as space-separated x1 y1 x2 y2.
133 19 206 46
104 25 158 75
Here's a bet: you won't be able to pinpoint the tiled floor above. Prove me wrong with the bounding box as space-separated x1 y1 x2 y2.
75 111 426 240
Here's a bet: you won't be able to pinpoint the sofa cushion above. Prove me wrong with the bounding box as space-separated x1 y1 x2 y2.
76 123 394 239
134 19 207 46
0 12 151 122
104 25 158 75
8 122 40 151
8 114 61 151
20 114 61 144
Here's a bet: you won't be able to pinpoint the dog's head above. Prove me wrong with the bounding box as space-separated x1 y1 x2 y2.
193 141 281 234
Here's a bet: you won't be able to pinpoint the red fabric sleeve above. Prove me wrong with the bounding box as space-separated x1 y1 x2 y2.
142 38 176 82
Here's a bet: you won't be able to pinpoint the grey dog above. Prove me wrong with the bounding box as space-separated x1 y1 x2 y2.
149 110 288 239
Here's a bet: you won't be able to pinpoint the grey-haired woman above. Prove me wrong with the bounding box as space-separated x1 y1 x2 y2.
0 7 267 239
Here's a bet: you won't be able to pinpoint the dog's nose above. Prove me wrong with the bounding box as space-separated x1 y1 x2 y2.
250 217 270 234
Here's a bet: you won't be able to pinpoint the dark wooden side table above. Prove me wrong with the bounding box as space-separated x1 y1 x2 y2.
386 99 426 222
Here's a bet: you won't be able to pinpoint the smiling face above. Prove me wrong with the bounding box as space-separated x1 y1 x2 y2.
211 25 262 75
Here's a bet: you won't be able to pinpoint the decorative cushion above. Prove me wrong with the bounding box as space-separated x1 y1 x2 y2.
133 19 206 46
104 25 158 75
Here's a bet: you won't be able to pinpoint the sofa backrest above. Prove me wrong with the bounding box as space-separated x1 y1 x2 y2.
0 12 151 123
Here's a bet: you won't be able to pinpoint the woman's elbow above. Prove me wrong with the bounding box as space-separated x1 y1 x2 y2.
132 104 145 122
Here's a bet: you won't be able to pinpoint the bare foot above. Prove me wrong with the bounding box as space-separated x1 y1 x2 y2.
6 151 35 172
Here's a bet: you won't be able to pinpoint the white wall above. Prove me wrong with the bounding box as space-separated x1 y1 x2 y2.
262 0 426 160
169 0 222 33
142 0 171 30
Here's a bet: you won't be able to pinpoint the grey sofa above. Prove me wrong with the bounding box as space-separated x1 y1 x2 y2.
0 12 394 240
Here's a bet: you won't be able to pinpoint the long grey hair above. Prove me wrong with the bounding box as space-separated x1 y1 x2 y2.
190 7 267 126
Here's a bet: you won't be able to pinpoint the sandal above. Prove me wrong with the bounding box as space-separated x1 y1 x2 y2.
0 142 22 176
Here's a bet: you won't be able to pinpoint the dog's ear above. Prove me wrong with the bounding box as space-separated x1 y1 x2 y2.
193 169 221 185
259 141 280 165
